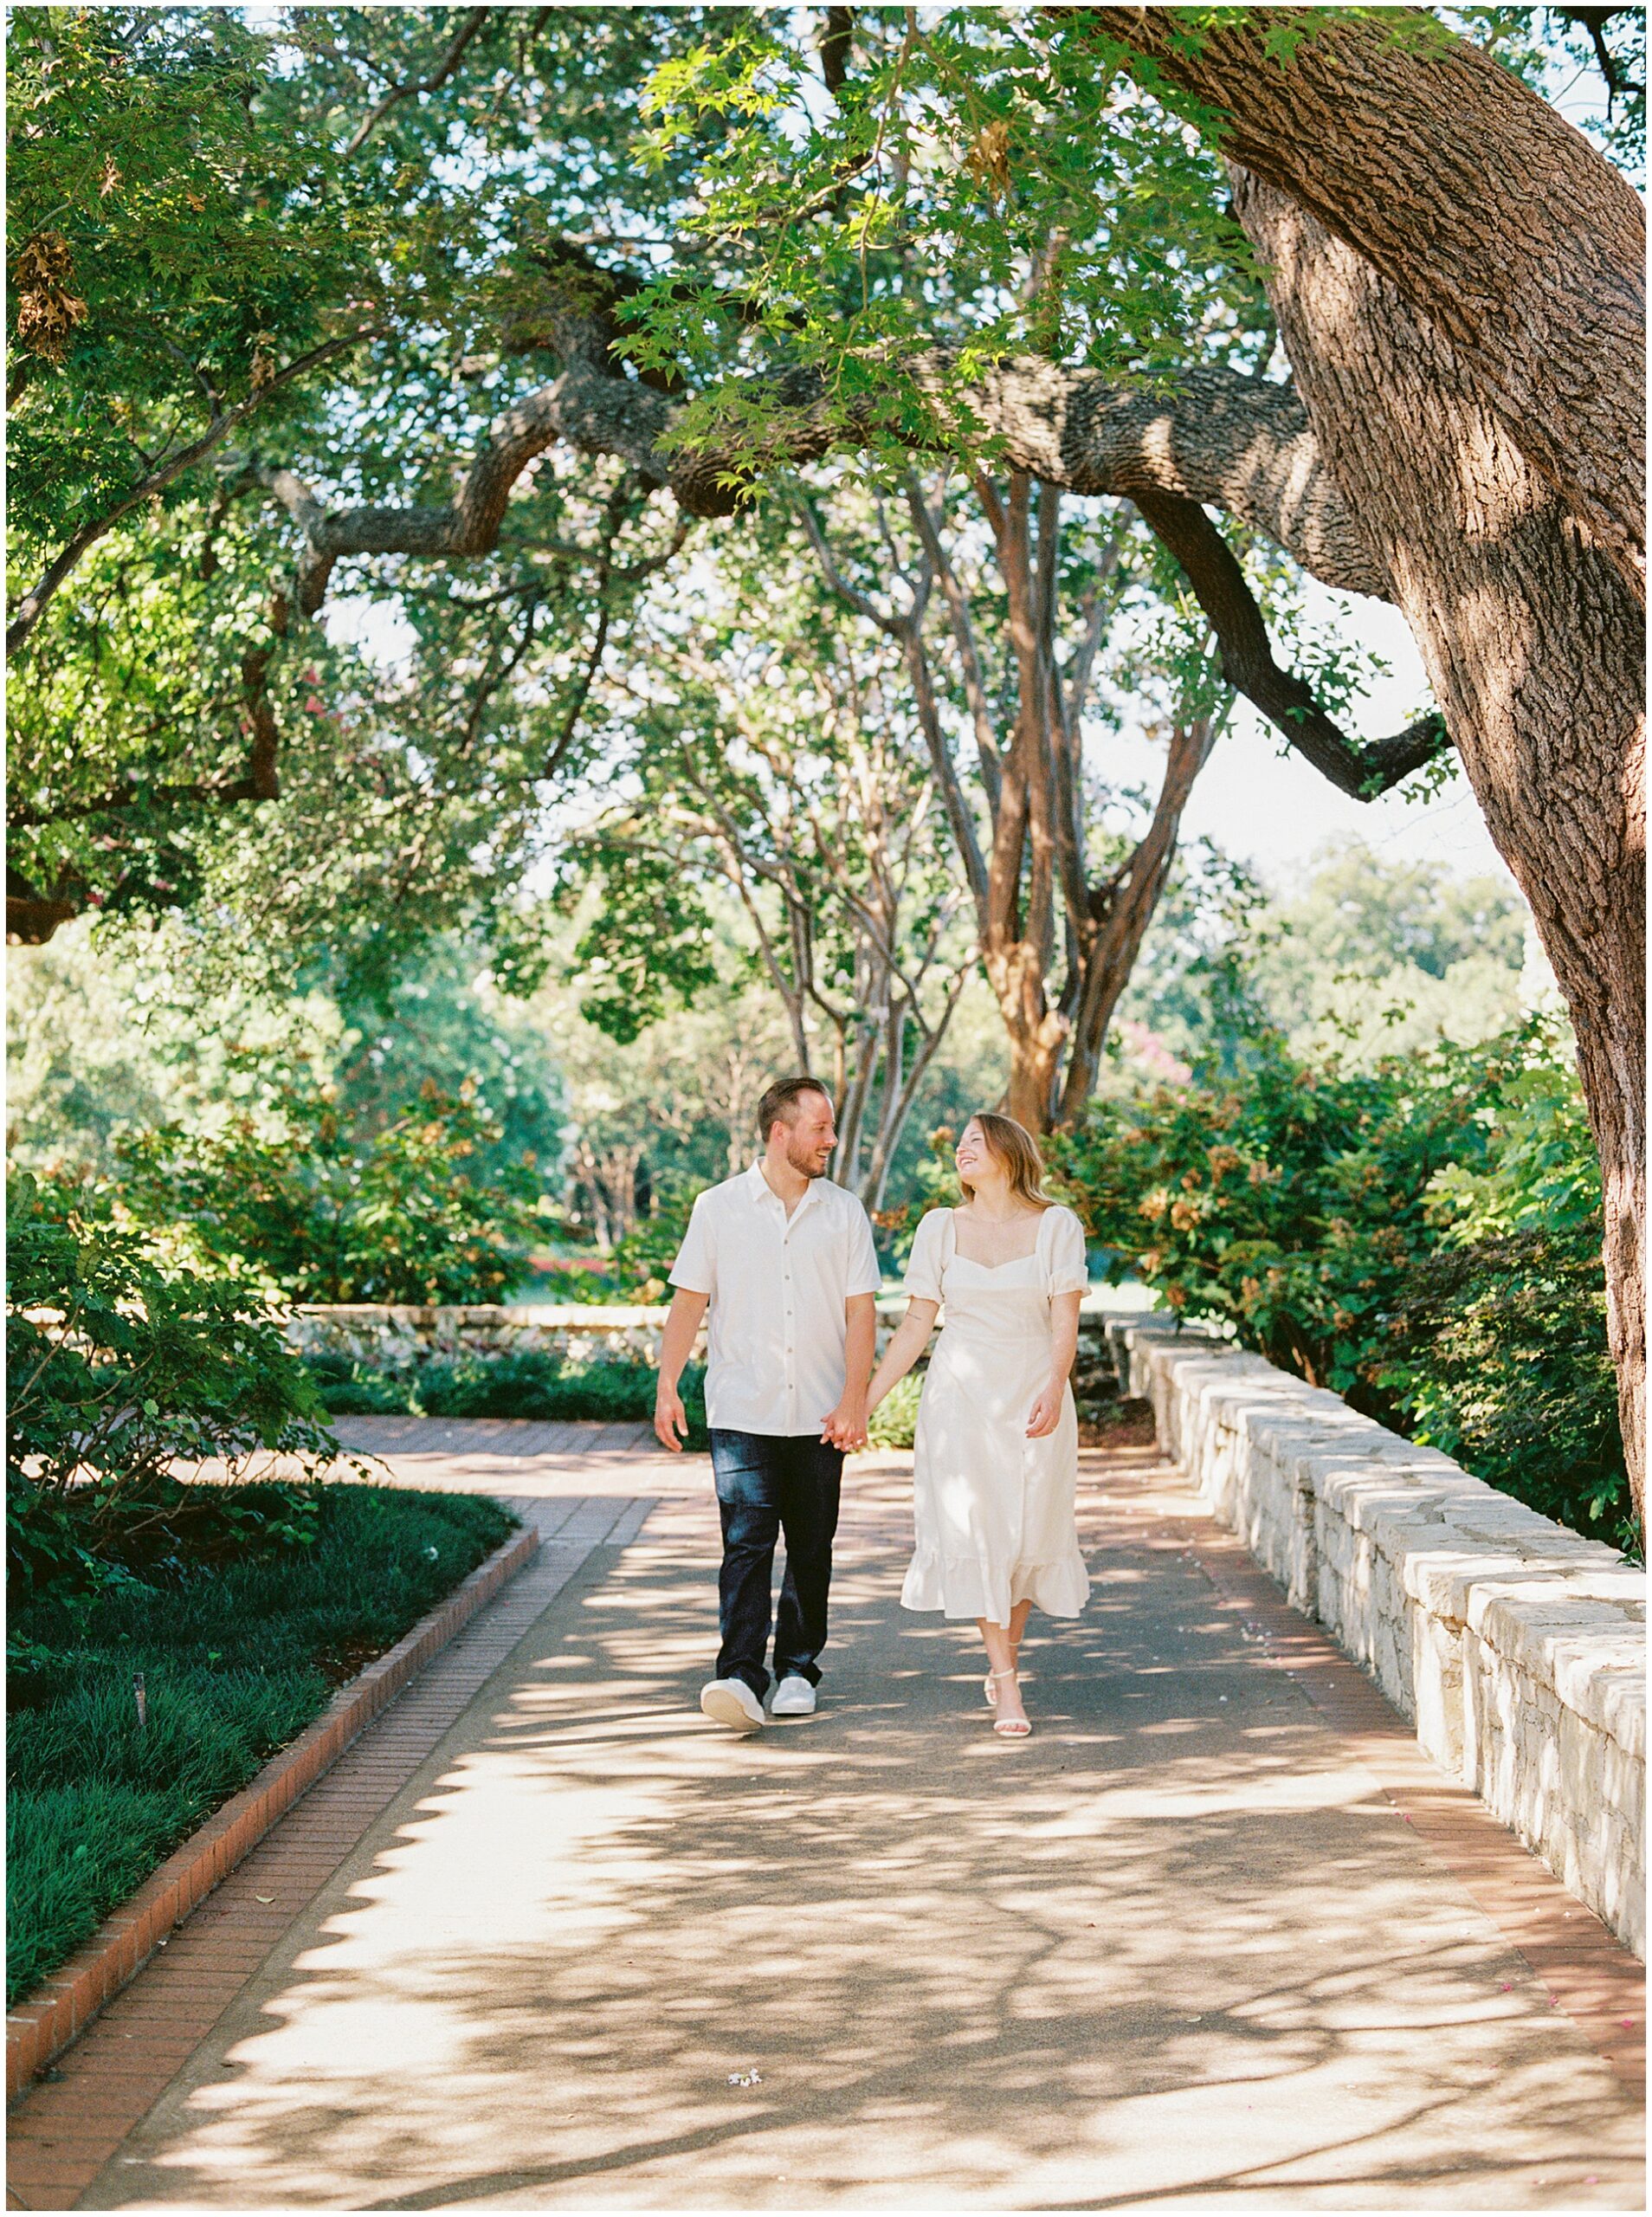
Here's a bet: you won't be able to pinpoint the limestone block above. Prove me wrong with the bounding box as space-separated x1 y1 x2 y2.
1118 1320 1647 1957
1412 1608 1465 1775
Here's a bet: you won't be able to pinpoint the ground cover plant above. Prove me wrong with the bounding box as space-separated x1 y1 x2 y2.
1051 1017 1633 1555
7 1481 516 2005
6 1170 519 2000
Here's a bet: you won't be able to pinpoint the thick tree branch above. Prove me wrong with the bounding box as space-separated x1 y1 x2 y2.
1132 489 1448 797
7 865 87 945
1555 7 1645 106
255 331 1391 627
1087 5 1645 602
819 7 855 93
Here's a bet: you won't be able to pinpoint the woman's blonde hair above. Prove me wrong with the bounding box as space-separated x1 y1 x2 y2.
958 1110 1054 1207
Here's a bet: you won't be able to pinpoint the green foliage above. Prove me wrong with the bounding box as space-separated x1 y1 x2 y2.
8 922 565 1198
300 1345 710 1449
868 1370 923 1451
571 850 720 1045
1375 1052 1626 1545
109 1062 542 1304
1050 1018 1630 1551
6 1171 337 1600
1116 837 1531 1076
9 5 1630 991
7 1483 514 2001
10 7 707 972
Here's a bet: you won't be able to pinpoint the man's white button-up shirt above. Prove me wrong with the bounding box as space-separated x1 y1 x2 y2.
668 1162 882 1437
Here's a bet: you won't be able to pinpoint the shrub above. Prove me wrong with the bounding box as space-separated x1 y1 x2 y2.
1372 1051 1626 1548
109 1059 542 1304
299 1347 711 1446
868 1371 923 1450
7 1172 342 1606
1050 1018 1632 1553
300 1347 416 1416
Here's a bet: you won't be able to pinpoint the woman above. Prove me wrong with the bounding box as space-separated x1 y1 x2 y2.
866 1112 1089 1738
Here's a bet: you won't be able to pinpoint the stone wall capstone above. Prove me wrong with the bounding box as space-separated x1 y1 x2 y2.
284 1298 1125 1371
1109 1316 1645 1958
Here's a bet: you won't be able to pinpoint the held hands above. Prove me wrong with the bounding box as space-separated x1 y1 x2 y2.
821 1399 869 1452
654 1385 688 1454
1024 1382 1064 1440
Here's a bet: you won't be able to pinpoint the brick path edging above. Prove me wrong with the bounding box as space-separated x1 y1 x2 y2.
5 1518 540 2106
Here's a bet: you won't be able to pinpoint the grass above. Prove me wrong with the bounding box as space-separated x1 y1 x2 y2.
6 1483 515 2005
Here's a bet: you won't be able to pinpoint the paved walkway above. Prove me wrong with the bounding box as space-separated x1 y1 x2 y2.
8 1426 1644 2212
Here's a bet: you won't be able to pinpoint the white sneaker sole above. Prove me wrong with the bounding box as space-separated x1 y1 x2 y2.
700 1684 765 1732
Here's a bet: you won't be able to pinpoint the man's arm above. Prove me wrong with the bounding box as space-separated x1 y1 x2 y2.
655 1286 709 1452
823 1291 876 1451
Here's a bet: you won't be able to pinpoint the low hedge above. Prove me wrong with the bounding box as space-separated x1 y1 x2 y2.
302 1347 711 1448
7 1482 515 2004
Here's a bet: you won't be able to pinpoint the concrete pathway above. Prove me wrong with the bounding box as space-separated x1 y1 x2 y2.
8 1427 1643 2212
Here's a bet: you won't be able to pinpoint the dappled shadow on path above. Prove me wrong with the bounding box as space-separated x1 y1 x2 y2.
94 1457 1642 2211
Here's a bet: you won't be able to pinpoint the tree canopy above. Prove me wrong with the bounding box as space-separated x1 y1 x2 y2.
13 2 1565 962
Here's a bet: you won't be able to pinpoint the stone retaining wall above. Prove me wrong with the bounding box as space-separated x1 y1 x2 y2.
1110 1317 1645 1957
283 1302 678 1368
286 1298 1125 1370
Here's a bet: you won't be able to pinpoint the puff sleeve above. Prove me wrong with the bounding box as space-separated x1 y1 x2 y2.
1044 1205 1089 1297
902 1210 947 1306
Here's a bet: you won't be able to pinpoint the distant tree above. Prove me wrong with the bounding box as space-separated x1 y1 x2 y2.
565 513 978 1203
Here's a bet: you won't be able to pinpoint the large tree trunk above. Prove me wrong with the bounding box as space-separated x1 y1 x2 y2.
1233 178 1646 1522
1094 5 1648 1521
987 941 1068 1131
1087 7 1645 604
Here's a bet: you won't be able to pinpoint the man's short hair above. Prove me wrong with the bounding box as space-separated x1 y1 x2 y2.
756 1076 833 1143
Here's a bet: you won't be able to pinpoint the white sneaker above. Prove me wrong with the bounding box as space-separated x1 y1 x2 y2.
769 1675 817 1718
700 1678 765 1732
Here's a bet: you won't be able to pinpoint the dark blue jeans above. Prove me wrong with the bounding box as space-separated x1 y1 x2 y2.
710 1430 843 1698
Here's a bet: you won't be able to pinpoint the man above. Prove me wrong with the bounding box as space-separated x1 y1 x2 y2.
655 1076 881 1732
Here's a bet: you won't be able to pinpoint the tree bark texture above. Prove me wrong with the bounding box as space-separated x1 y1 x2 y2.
258 352 1389 606
899 475 1218 1136
1089 6 1646 603
1234 177 1645 1518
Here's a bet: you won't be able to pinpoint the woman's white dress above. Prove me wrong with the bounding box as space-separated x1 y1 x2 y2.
900 1204 1091 1622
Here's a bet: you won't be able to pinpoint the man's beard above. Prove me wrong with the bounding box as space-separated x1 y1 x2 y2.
784 1137 830 1180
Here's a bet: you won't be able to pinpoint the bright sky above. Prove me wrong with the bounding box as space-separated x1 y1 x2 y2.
1112 584 1520 895
332 559 1520 908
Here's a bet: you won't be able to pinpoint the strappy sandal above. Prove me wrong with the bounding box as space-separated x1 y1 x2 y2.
984 1649 1023 1708
988 1668 1031 1737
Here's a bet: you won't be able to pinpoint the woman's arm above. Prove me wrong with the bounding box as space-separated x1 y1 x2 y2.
1025 1290 1082 1439
867 1298 939 1412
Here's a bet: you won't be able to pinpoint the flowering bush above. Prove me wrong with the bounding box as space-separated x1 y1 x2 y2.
1049 1017 1631 1554
109 1063 541 1305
